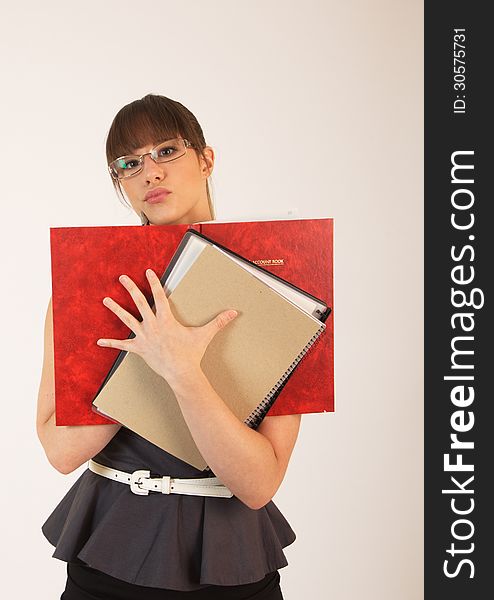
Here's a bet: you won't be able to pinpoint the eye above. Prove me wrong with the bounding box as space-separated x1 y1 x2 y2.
119 157 140 170
157 144 178 158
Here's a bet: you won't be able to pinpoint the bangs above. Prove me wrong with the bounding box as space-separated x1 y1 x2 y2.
106 95 203 162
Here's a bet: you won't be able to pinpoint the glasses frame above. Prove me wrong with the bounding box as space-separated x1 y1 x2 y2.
108 137 194 180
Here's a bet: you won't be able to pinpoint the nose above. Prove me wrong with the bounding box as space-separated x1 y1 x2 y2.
141 154 167 183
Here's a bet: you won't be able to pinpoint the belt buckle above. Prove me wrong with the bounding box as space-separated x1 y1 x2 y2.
130 469 151 495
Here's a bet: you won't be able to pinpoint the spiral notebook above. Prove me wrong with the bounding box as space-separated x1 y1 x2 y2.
92 230 328 469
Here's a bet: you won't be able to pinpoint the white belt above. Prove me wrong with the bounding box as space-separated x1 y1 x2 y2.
88 459 233 498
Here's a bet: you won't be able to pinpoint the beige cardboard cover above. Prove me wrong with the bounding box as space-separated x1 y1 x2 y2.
93 244 324 469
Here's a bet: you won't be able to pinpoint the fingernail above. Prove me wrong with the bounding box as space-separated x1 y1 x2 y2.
119 275 127 282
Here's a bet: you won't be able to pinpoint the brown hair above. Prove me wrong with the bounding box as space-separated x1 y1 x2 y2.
105 94 214 218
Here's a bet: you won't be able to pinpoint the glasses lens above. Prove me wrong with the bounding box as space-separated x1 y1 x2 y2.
110 156 142 179
153 138 186 163
109 139 188 179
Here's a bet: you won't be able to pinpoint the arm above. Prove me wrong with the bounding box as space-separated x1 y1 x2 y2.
97 271 302 509
173 368 301 509
36 297 122 474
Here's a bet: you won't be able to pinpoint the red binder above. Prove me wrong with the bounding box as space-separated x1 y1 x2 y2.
50 218 334 425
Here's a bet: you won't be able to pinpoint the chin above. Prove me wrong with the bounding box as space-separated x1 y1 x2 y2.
147 214 188 226
140 207 177 226
141 200 204 226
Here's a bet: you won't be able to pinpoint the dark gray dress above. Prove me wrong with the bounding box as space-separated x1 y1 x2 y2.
42 426 296 591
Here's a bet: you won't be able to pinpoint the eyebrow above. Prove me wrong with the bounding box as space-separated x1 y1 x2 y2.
127 145 154 156
129 139 174 155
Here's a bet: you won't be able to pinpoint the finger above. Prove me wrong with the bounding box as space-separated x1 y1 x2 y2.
102 296 141 333
96 337 135 352
118 274 155 321
202 309 238 344
145 268 173 320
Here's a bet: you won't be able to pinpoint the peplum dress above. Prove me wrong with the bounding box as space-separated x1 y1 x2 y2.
41 426 296 592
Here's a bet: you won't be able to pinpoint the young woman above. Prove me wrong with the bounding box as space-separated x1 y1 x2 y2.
37 94 301 599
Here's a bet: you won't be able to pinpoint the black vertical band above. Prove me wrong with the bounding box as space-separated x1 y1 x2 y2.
425 3 490 598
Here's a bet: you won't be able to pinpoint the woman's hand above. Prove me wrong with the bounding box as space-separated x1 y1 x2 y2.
96 269 238 385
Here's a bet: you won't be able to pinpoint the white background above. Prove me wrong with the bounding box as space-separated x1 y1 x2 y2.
0 1 423 598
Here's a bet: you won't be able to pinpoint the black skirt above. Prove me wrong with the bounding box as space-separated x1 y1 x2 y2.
61 563 284 600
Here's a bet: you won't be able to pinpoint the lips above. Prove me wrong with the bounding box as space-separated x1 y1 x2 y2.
145 188 171 203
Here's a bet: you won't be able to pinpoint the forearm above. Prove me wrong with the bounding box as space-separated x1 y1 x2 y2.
37 411 121 474
169 368 281 509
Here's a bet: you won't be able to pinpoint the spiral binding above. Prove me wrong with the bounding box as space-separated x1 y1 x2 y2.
244 322 327 429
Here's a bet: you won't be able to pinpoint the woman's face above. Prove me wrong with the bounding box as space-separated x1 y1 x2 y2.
119 140 214 226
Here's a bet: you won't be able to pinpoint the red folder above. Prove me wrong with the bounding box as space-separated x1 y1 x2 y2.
50 219 333 425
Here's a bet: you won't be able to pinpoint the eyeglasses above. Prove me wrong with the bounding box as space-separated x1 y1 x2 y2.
108 137 193 180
